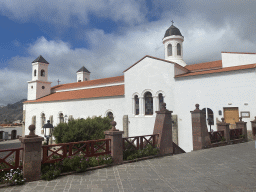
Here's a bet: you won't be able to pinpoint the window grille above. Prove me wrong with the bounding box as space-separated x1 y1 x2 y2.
144 92 153 115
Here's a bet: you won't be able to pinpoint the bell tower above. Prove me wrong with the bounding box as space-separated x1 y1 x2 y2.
162 22 186 67
76 66 90 82
27 55 52 100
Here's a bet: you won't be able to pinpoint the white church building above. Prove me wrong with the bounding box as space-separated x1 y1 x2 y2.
23 24 256 152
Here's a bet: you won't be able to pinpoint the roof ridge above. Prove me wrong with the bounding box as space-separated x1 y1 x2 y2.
77 66 91 73
176 63 256 78
32 55 49 64
221 51 256 55
188 60 222 66
123 55 188 73
51 75 124 90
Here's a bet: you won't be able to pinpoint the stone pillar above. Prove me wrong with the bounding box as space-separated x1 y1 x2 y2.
104 121 124 165
236 117 248 141
250 117 256 140
172 115 178 145
153 103 173 155
19 124 44 182
191 104 211 151
123 115 129 138
217 117 230 143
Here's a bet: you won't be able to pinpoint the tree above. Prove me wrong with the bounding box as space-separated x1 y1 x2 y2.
53 116 112 143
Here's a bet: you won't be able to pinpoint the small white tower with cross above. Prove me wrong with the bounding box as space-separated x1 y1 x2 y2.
76 66 91 82
27 55 52 100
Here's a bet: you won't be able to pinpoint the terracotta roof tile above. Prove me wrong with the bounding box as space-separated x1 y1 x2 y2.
176 63 256 78
222 51 256 55
185 60 222 72
51 75 124 91
24 85 124 103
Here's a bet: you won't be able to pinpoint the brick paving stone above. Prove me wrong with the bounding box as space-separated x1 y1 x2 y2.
2 141 256 192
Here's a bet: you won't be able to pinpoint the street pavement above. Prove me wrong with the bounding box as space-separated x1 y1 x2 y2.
0 139 21 150
1 141 256 192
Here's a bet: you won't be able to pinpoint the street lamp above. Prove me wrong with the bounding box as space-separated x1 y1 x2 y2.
43 120 54 145
64 115 68 123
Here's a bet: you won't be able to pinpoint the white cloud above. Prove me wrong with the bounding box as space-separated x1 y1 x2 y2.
0 68 29 106
2 5 256 105
0 0 146 26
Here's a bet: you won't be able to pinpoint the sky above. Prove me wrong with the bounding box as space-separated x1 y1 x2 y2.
1 0 256 106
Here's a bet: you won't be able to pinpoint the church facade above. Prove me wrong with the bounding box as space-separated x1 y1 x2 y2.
23 24 256 152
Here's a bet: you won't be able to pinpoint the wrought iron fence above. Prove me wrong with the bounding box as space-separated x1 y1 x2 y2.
42 139 111 164
0 148 23 172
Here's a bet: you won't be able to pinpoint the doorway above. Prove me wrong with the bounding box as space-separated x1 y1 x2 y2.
224 107 239 129
0 131 3 140
11 130 17 139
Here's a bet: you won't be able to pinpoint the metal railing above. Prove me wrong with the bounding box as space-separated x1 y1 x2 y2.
42 139 111 164
122 134 159 151
230 128 243 140
0 148 23 172
208 131 224 143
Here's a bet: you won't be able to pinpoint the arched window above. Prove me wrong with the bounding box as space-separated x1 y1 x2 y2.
68 115 74 122
49 115 53 124
177 43 181 56
134 95 139 115
167 44 172 56
34 69 37 77
144 92 153 115
158 93 164 110
41 113 45 128
32 116 36 125
59 113 64 123
107 112 114 121
202 108 214 125
41 70 45 77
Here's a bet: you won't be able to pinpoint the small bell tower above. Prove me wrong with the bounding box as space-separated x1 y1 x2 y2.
76 66 90 82
163 21 186 67
27 55 51 100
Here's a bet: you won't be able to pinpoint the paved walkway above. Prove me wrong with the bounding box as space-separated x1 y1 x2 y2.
1 141 256 192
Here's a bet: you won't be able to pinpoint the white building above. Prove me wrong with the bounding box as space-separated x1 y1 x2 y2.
23 24 256 152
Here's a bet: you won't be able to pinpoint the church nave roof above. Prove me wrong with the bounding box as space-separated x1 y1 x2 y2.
51 75 124 92
24 84 124 103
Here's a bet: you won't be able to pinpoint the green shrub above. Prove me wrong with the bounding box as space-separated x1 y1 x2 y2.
41 162 62 181
123 144 159 161
53 116 111 143
41 154 112 181
221 137 226 142
1 168 25 185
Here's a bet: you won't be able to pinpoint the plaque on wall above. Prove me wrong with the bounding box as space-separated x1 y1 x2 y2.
241 111 250 118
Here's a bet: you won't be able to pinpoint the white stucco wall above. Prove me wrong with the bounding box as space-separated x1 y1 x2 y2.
32 63 49 82
0 126 22 140
27 81 51 100
77 72 90 82
24 96 125 137
174 68 256 152
222 52 256 68
124 57 175 138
